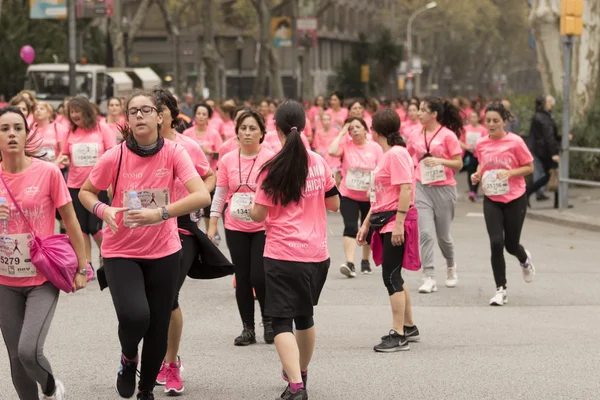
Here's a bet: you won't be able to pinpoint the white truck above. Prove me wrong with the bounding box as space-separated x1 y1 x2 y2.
24 64 162 112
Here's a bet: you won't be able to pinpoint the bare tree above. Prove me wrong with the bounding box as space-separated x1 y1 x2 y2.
110 0 153 68
251 0 272 99
202 0 222 99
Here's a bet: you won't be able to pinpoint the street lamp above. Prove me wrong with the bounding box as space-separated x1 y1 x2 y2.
236 36 245 100
406 1 437 98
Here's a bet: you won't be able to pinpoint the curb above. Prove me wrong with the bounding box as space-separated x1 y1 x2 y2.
526 211 600 232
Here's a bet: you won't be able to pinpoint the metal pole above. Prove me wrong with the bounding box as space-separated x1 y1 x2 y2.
559 35 572 210
238 48 242 99
68 0 77 96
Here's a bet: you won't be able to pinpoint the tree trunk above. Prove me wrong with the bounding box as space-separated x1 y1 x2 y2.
269 48 285 100
253 0 271 98
529 0 600 123
301 47 313 100
110 0 153 68
202 0 220 99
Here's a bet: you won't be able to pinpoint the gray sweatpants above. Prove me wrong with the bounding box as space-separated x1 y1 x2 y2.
0 282 59 400
415 182 457 277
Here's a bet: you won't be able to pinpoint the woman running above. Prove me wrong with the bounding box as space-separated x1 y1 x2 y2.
325 91 348 130
313 113 341 183
61 97 115 271
33 102 68 166
9 95 34 125
250 100 339 400
0 106 89 400
400 102 422 141
79 90 210 400
356 108 419 352
329 117 382 277
460 110 488 201
407 96 463 293
153 88 216 395
471 103 535 306
105 97 126 142
208 109 275 346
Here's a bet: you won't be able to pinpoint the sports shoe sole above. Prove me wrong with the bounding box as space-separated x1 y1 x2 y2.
418 285 437 293
340 265 356 278
361 270 372 275
406 335 420 342
445 280 457 288
165 386 185 396
373 344 410 353
489 298 508 306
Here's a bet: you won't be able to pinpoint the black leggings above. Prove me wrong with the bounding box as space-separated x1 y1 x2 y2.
466 154 479 193
483 194 529 289
380 232 405 296
69 188 108 235
175 234 200 310
340 196 370 238
224 229 267 328
104 252 180 391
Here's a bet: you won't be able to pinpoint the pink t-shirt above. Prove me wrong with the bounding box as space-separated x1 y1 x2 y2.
370 146 415 234
407 126 462 186
208 116 223 134
0 159 71 287
254 152 335 262
265 114 276 132
35 123 67 163
461 124 488 151
106 116 126 142
313 128 341 170
220 120 236 140
264 131 311 153
474 133 534 203
401 120 422 140
89 141 199 259
216 147 275 232
62 122 116 188
168 134 210 202
338 140 383 202
325 108 348 130
182 126 224 171
304 118 314 143
219 137 239 160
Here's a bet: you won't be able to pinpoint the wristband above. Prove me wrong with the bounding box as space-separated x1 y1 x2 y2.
95 203 108 219
91 201 101 216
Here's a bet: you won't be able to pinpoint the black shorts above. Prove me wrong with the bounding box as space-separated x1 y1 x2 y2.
264 257 330 318
69 188 108 236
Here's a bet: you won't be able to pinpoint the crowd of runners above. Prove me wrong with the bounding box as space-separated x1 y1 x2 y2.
0 89 541 400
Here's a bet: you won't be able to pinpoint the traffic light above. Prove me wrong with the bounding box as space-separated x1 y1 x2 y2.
560 0 583 36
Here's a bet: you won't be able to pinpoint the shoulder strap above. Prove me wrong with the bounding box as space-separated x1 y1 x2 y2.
0 174 36 236
113 143 124 195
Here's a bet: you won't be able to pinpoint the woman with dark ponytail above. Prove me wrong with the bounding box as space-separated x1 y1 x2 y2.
356 109 420 352
250 101 340 400
407 96 463 294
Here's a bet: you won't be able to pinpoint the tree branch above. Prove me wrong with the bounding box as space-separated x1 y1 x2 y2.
128 0 154 47
154 0 177 35
316 0 333 17
271 0 292 15
174 0 196 25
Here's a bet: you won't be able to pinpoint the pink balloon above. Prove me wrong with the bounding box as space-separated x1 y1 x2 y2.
20 46 35 65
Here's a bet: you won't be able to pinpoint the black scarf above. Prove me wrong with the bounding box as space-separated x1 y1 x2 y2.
126 135 164 157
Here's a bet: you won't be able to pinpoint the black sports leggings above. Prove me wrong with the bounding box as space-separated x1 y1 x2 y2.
104 252 180 391
483 194 529 289
340 196 370 238
224 229 267 328
465 154 480 193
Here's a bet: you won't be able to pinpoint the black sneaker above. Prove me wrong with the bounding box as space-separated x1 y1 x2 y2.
280 386 308 400
234 324 257 346
137 390 154 400
340 262 356 278
374 330 410 353
361 260 372 275
404 325 420 342
115 354 138 398
263 318 275 344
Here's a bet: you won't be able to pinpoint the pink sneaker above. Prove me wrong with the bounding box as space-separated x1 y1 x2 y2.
156 361 169 386
165 362 184 395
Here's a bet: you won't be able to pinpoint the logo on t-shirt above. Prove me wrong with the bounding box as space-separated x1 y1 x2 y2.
123 172 143 179
24 186 40 196
155 168 170 178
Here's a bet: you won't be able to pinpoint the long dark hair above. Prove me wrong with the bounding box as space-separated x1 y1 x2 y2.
118 90 162 142
153 87 180 129
259 100 307 206
67 96 98 132
422 96 464 137
235 110 266 143
0 107 43 160
372 109 405 147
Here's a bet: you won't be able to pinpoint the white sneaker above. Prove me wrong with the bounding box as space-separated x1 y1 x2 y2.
418 277 437 293
521 250 535 283
489 287 508 306
445 264 458 288
340 263 356 278
40 380 65 400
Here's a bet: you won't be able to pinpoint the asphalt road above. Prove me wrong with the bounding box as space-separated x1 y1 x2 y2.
0 196 599 400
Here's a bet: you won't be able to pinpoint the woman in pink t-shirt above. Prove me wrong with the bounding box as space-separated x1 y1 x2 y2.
78 90 210 400
461 110 488 201
250 101 339 400
219 103 237 141
106 97 126 143
356 109 419 353
401 102 422 142
329 117 383 277
62 97 116 270
153 88 217 395
325 91 348 130
33 102 68 166
408 97 463 294
348 101 372 133
208 110 276 347
471 103 535 306
0 106 89 400
313 113 341 183
182 103 223 172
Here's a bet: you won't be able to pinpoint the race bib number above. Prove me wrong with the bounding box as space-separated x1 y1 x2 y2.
369 171 376 203
123 188 170 227
345 168 371 191
420 161 446 185
0 234 35 278
466 131 480 148
40 146 56 162
482 170 509 196
229 192 254 222
72 143 99 167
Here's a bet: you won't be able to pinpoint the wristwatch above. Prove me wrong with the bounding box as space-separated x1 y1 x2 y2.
160 206 170 221
77 268 88 276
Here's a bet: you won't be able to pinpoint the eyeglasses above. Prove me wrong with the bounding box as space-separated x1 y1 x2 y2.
127 106 157 117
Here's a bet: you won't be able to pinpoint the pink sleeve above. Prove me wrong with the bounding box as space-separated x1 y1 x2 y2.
514 136 534 165
61 131 71 155
101 124 116 150
390 150 413 185
89 147 118 191
322 158 336 192
192 142 210 177
445 131 463 156
50 164 72 208
216 157 228 187
304 120 313 141
254 172 274 207
173 145 200 186
211 130 224 152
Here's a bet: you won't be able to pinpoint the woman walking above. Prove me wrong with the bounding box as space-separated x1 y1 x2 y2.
250 101 339 400
356 108 420 352
460 110 488 201
329 117 382 277
471 103 535 306
0 107 89 400
208 109 275 346
407 96 463 293
79 90 210 400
